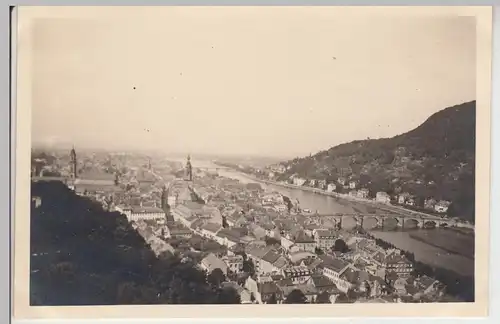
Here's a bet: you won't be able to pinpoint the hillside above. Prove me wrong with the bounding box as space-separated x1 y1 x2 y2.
30 181 240 305
277 101 476 222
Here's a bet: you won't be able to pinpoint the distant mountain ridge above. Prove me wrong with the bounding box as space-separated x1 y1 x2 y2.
276 101 476 221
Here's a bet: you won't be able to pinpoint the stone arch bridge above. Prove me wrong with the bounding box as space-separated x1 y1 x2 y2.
314 213 459 229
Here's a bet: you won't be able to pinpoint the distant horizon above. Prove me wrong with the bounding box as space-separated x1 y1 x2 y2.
32 99 475 162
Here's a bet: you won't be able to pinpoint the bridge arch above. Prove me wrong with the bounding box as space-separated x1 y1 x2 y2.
362 216 380 230
423 220 437 229
404 218 421 229
382 217 400 230
341 215 358 229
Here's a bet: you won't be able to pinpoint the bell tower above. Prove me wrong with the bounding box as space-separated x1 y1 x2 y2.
161 185 169 210
185 154 193 181
70 146 77 178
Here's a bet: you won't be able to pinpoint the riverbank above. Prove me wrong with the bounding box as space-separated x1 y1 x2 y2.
238 172 446 219
408 230 475 260
370 231 474 276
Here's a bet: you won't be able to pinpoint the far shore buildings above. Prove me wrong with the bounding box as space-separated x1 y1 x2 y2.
327 183 337 192
375 192 391 204
293 177 307 187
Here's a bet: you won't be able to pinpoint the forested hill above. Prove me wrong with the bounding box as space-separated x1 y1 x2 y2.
278 101 476 221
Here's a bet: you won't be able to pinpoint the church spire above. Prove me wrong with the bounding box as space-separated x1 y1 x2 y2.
185 154 192 181
70 146 77 178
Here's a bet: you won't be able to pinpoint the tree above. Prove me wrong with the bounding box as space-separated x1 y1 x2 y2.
265 236 281 246
314 247 324 255
385 271 398 285
316 291 331 304
284 289 307 304
215 287 241 304
364 281 372 298
242 258 255 275
30 180 241 306
333 239 349 253
207 268 226 287
335 292 350 303
346 288 358 302
222 216 229 229
267 293 278 304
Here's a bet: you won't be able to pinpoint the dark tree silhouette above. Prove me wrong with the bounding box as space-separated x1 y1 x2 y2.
265 236 281 246
284 289 307 304
316 291 331 304
314 247 324 255
242 258 255 275
333 239 349 253
30 181 240 305
267 293 278 304
335 292 350 303
207 268 226 287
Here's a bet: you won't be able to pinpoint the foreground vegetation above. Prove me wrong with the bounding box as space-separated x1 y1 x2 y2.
30 181 240 305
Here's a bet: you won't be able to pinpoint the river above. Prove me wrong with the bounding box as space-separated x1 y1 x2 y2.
168 158 475 277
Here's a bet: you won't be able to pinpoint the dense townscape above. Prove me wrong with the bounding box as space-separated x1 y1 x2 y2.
30 144 474 305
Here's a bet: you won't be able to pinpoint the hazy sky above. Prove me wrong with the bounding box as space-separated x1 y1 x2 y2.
30 8 476 159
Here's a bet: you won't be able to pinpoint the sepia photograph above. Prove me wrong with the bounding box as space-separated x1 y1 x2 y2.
13 5 492 319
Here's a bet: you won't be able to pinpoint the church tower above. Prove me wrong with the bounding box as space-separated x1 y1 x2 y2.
161 185 169 210
70 146 77 178
185 154 193 181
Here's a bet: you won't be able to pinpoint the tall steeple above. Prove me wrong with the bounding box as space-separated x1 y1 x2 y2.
161 185 169 210
185 154 193 181
70 146 77 178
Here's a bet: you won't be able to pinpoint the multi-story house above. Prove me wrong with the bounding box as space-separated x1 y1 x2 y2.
357 188 370 199
398 192 411 204
223 255 244 274
424 198 437 210
293 231 317 253
246 246 288 276
117 206 166 222
321 258 352 293
200 253 228 275
327 183 337 192
313 229 337 251
282 265 312 285
293 177 307 186
385 254 413 278
434 200 451 213
200 222 222 239
376 192 391 204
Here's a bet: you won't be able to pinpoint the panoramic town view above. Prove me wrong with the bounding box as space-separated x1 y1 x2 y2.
28 11 475 305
